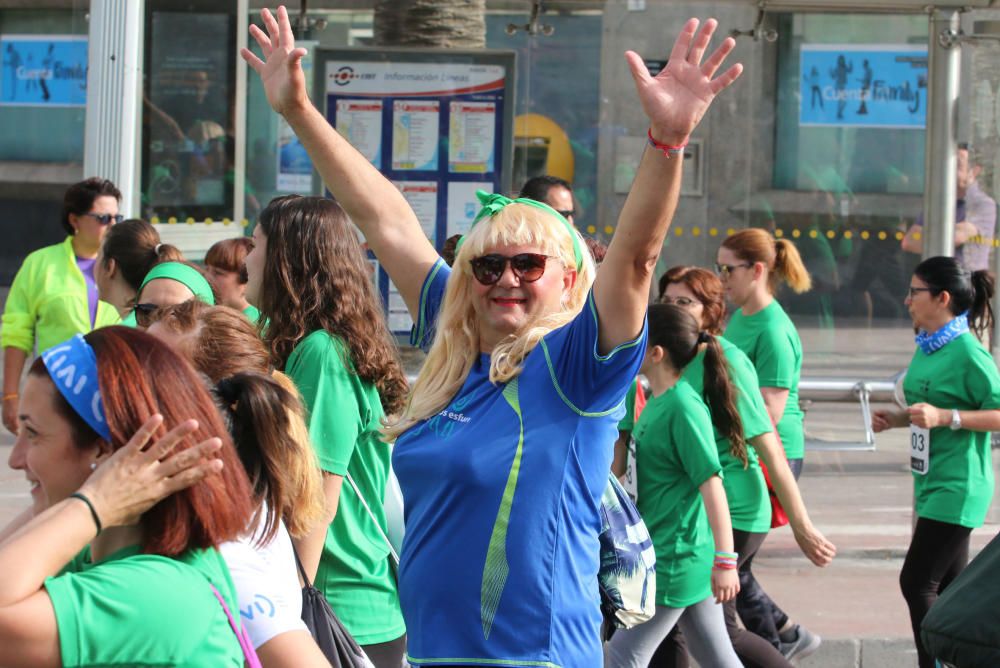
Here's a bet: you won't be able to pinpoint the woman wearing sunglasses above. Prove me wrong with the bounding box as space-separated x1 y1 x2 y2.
0 326 256 666
871 257 1000 668
94 219 184 318
2 178 124 435
650 266 834 666
125 261 217 328
243 7 741 665
243 195 409 667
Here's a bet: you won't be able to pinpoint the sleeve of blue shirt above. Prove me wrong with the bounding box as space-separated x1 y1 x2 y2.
539 290 648 415
409 258 451 353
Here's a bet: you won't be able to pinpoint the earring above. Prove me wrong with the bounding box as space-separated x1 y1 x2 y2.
90 462 98 471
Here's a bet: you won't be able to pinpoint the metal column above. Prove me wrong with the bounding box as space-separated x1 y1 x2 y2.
83 0 144 218
922 8 962 260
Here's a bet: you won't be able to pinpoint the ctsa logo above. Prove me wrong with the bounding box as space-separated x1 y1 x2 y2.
333 66 376 86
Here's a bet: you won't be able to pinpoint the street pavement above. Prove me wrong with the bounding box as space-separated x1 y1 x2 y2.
0 284 994 666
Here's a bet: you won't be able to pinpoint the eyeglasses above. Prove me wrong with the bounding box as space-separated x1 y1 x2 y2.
714 262 752 277
661 296 700 307
132 303 160 328
907 286 934 298
82 213 124 226
469 253 551 286
555 209 575 220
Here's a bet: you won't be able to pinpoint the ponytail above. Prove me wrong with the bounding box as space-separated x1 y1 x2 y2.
970 270 995 339
214 372 324 544
773 239 812 294
701 337 748 468
648 304 746 466
101 219 185 291
154 242 183 264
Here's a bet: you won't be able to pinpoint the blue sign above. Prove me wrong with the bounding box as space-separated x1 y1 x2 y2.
0 36 87 107
799 46 927 129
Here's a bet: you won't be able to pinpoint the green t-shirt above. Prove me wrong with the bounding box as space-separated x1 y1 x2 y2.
682 336 773 533
285 330 405 644
45 545 243 666
633 380 723 608
243 304 261 324
618 378 642 432
903 332 1000 528
724 300 805 459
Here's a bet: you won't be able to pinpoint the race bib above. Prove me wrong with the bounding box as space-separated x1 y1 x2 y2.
910 424 930 475
623 435 638 502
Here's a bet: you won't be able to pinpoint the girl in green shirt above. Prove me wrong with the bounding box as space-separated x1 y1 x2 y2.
244 194 409 665
871 256 1000 668
605 304 743 667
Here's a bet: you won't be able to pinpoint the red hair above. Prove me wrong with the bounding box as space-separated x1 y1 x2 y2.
30 326 253 556
658 266 727 335
204 237 253 283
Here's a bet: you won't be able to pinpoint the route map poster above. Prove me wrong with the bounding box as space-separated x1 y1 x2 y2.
319 49 515 336
799 45 928 129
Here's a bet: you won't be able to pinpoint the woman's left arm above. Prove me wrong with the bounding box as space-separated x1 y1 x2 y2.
593 19 741 354
908 404 1000 432
699 475 739 604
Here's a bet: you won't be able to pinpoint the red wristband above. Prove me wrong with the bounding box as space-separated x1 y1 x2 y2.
647 128 688 157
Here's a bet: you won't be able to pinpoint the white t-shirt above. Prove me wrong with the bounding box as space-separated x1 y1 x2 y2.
219 513 306 648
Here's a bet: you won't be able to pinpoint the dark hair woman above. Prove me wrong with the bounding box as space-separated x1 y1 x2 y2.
95 218 183 317
0 326 255 666
649 266 835 666
605 304 742 667
244 194 408 667
872 256 1000 668
2 178 123 436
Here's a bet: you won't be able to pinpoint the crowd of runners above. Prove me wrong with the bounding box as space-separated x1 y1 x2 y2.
0 6 997 668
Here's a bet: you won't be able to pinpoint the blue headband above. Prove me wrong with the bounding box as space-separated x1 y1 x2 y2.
457 190 584 271
41 334 111 441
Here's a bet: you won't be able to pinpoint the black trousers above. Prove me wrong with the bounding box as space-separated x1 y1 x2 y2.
361 633 407 668
899 517 971 668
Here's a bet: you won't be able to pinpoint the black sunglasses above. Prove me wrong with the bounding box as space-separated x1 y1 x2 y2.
714 262 752 276
132 303 160 328
83 212 125 226
555 209 575 219
469 253 551 286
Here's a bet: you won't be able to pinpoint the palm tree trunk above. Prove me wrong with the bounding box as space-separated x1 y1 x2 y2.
374 0 486 48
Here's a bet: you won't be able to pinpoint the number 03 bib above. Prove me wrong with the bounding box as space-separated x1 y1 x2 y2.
910 424 930 475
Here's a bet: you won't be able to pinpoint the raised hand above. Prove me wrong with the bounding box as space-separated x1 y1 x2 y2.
241 6 309 116
625 18 742 146
77 415 224 529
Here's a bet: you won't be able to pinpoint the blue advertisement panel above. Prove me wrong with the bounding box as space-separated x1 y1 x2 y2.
0 36 87 107
319 50 514 337
799 45 927 128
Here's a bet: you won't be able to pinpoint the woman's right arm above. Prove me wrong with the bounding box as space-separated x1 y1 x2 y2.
2 347 27 434
256 630 331 668
241 7 439 317
751 432 836 567
871 408 908 432
292 473 343 583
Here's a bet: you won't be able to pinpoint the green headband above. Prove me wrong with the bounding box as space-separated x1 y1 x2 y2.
138 262 216 306
457 190 584 271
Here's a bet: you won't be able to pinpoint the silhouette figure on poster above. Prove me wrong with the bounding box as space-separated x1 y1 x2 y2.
856 59 872 116
805 65 823 110
3 44 21 100
830 54 853 120
39 43 54 102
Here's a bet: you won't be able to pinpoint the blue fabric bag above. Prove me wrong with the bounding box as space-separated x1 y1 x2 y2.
598 473 656 640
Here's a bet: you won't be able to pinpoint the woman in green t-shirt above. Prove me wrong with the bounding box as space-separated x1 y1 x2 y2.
652 266 835 665
871 256 1000 668
244 194 409 665
605 304 744 667
0 326 256 666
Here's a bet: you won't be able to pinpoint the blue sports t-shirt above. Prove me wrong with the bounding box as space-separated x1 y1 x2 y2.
396 259 646 667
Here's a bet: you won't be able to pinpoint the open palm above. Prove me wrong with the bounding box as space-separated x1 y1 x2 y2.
626 18 742 146
240 6 308 116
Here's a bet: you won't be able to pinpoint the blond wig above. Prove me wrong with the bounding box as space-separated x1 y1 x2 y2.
383 202 596 441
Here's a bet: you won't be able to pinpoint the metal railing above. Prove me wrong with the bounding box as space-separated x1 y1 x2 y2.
800 372 906 452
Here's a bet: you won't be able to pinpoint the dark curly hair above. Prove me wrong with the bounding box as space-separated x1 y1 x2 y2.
255 195 408 415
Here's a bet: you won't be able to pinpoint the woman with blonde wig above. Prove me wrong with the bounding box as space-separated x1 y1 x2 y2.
243 6 742 665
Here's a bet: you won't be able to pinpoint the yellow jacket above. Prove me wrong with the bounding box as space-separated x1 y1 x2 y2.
1 236 120 353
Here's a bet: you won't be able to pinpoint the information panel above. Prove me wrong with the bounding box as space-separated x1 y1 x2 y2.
799 45 927 129
317 48 515 337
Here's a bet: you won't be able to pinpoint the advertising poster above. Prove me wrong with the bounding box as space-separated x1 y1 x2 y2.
324 55 511 335
0 35 87 107
277 41 316 193
335 99 384 168
449 101 496 173
799 45 927 128
392 100 440 170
